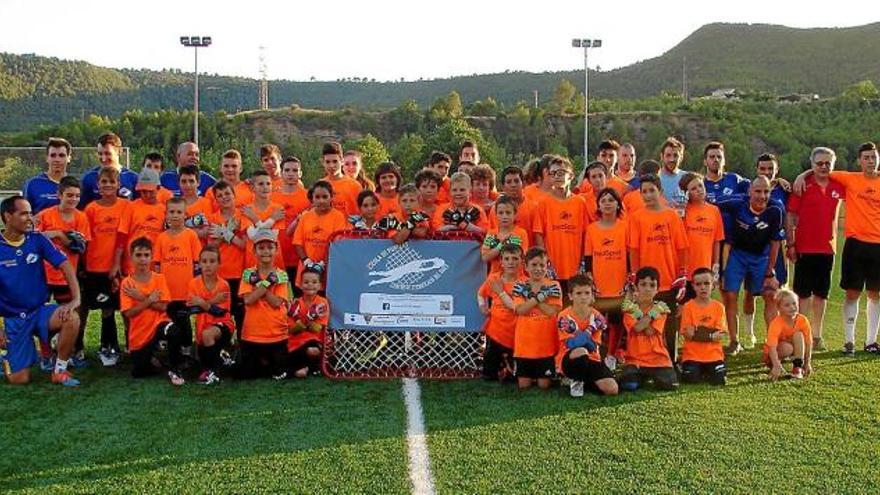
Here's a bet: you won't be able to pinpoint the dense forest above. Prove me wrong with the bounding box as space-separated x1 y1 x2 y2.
2 23 880 131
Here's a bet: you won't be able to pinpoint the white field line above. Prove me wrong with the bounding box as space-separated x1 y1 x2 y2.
402 378 436 495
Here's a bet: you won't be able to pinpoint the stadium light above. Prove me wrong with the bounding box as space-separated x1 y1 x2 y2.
572 38 602 167
179 35 212 146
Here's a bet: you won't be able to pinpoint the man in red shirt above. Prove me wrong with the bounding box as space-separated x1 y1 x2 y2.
786 147 845 351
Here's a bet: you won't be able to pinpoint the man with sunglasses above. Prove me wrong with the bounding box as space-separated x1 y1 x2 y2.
23 138 72 215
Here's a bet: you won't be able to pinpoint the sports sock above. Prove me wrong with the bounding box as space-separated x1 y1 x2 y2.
101 314 118 349
39 340 52 358
844 298 860 344
743 313 755 336
866 298 880 345
54 358 69 374
792 358 804 368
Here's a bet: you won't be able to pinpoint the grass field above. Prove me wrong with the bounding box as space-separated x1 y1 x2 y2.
4 243 880 494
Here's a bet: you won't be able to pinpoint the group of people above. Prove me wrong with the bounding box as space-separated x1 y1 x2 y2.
2 132 878 396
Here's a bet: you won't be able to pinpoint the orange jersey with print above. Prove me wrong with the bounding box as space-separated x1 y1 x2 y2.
431 202 490 231
512 279 562 359
535 194 587 279
628 208 688 291
205 181 254 210
187 276 234 344
287 294 329 351
324 176 361 215
154 228 202 301
120 272 171 351
36 206 91 285
623 310 672 368
184 196 214 219
680 299 727 363
682 202 724 272
239 267 290 343
765 314 811 349
207 210 247 280
488 198 539 245
829 171 880 243
119 199 166 274
585 219 629 297
478 274 518 348
270 189 310 267
377 193 403 219
292 208 348 284
555 307 604 372
84 199 129 273
481 226 530 274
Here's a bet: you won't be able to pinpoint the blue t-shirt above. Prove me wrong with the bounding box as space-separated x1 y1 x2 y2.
160 170 217 196
705 172 751 240
0 232 67 316
22 172 60 215
79 166 139 208
659 169 686 211
715 195 785 255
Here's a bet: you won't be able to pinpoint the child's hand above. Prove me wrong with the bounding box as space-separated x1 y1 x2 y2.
489 277 503 294
123 285 145 301
147 290 161 303
803 363 813 377
271 207 285 221
711 331 724 342
684 327 695 339
188 295 205 307
769 364 783 381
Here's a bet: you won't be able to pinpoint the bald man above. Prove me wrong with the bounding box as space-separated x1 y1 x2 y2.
159 142 217 196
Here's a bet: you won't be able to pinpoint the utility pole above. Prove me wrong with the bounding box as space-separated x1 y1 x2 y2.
179 36 212 146
571 38 602 163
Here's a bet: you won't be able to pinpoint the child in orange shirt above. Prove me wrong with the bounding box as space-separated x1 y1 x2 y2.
679 173 724 281
321 141 361 215
239 228 291 380
381 184 431 245
415 169 442 218
679 268 727 385
348 190 382 231
433 172 488 235
179 165 213 239
374 161 402 218
293 181 349 286
120 237 186 385
113 168 166 278
425 151 452 204
512 247 562 390
242 170 286 270
83 168 129 366
36 176 90 305
470 164 497 214
765 289 813 380
287 267 329 378
205 149 254 209
187 246 234 385
619 266 679 391
272 157 310 282
207 180 248 331
556 274 618 397
477 243 523 382
481 196 529 273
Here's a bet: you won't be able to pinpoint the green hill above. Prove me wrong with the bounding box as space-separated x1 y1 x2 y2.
1 22 879 131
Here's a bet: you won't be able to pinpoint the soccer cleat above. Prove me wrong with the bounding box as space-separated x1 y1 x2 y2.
569 380 585 398
812 337 827 352
843 342 856 357
198 370 220 385
168 370 185 386
724 341 743 356
40 355 55 373
70 350 88 369
219 349 236 368
742 332 757 350
864 342 880 354
98 347 120 367
790 366 804 379
51 371 80 387
272 372 288 381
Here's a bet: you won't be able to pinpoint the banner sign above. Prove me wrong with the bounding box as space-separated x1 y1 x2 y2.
327 239 486 332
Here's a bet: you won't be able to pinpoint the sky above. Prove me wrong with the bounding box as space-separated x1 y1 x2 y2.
1 0 875 82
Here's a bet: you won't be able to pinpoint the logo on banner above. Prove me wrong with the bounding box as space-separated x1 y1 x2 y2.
366 243 448 291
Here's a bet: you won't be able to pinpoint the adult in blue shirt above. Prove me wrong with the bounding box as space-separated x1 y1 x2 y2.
716 176 785 355
78 132 139 208
702 141 750 204
159 141 216 196
0 195 82 387
22 137 72 215
658 137 687 214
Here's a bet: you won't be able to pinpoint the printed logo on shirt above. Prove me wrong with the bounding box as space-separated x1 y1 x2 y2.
119 187 133 198
26 253 39 264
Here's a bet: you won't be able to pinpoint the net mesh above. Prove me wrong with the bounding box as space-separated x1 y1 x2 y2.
322 230 485 380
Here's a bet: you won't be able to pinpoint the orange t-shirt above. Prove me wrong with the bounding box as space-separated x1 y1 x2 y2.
120 272 172 351
580 190 602 224
84 199 129 273
119 199 166 274
241 202 287 270
184 196 214 219
287 294 329 351
683 202 724 273
156 187 174 205
206 210 246 280
512 279 562 359
154 228 202 301
680 299 727 363
478 274 519 348
608 176 632 198
324 176 361 215
488 198 539 245
628 207 688 291
431 202 490 231
292 208 348 283
35 206 91 285
205 181 254 210
535 194 588 280
239 267 290 343
377 193 402 219
584 219 629 297
830 171 880 243
555 307 604 373
481 226 530 274
623 310 672 368
187 276 234 344
437 176 451 204
270 188 311 267
765 314 811 349
622 190 669 215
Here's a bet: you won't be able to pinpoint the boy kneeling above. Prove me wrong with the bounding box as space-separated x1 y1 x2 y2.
679 268 728 385
188 246 235 385
287 267 328 378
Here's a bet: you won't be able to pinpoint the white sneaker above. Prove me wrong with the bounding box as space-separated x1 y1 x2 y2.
570 380 585 398
742 332 757 350
99 347 120 367
604 355 618 371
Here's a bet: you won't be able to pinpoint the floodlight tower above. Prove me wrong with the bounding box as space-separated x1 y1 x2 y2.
571 38 602 162
179 35 212 146
259 46 269 110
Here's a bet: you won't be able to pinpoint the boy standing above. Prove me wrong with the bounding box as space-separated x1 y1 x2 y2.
679 268 728 385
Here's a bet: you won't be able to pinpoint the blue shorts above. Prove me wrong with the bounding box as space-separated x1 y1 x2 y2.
4 305 58 374
723 249 769 294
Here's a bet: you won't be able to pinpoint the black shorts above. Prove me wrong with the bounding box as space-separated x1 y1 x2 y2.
199 322 233 347
482 337 514 381
680 360 727 386
288 341 322 374
618 365 679 391
82 272 119 310
514 356 555 379
239 340 287 378
561 352 614 385
840 238 880 292
793 253 835 299
49 284 73 303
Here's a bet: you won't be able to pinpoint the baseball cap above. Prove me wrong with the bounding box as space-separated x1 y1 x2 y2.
248 227 278 244
136 168 160 191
